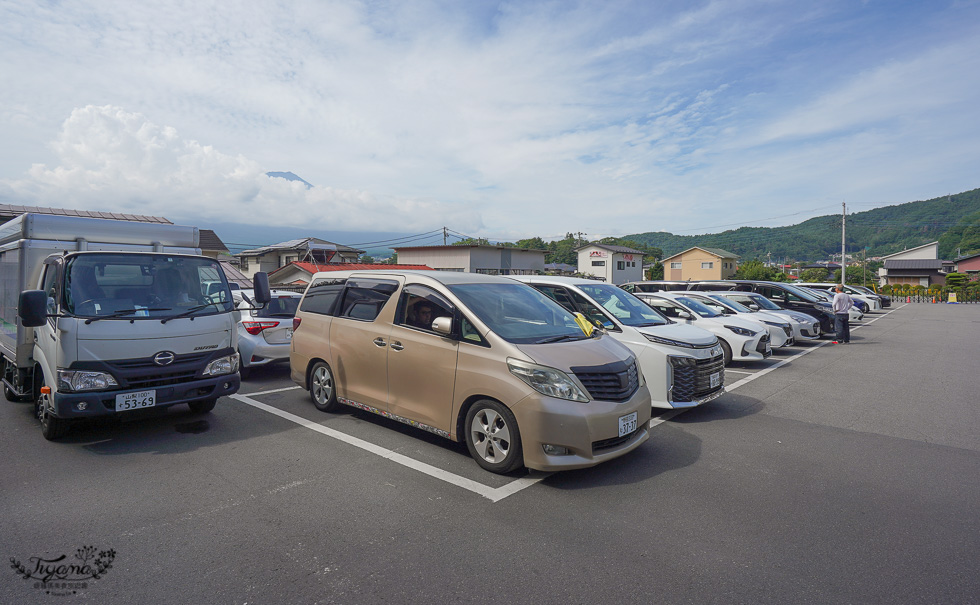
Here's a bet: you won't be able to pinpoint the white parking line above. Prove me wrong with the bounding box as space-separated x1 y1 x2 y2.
231 392 549 502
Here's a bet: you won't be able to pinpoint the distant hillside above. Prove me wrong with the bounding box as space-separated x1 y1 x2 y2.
627 188 980 261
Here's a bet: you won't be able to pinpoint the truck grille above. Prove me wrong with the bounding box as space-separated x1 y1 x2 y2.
103 352 214 389
669 354 725 402
571 359 639 403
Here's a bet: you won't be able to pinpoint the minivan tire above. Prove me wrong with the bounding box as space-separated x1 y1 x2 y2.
719 339 733 366
464 399 524 474
309 361 342 413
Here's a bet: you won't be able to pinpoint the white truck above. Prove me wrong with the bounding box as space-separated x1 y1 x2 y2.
1 213 269 439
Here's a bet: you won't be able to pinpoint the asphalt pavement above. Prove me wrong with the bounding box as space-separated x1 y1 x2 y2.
2 302 977 604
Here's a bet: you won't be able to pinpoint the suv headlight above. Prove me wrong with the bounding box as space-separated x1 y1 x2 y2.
204 353 240 376
643 333 695 348
725 325 757 337
507 358 589 402
57 370 119 392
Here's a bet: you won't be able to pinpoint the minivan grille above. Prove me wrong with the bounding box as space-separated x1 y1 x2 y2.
669 354 725 402
571 360 639 403
592 428 640 453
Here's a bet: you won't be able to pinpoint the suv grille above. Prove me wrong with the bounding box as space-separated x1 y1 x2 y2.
669 354 725 402
571 359 639 403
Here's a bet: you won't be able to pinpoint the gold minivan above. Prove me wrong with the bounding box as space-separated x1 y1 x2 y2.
289 270 651 474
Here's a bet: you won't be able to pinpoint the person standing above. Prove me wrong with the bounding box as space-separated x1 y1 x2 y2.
832 284 853 344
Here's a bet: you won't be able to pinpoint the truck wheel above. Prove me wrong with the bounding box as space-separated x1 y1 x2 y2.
309 361 342 413
238 352 251 380
4 383 28 403
188 399 217 414
464 399 524 474
35 379 69 440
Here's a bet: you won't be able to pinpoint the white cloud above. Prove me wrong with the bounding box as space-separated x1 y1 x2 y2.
2 105 480 232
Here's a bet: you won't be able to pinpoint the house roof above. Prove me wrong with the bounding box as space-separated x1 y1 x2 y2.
575 243 645 255
219 260 252 287
661 246 739 262
880 241 939 260
545 263 577 271
268 262 432 278
0 203 172 224
884 259 944 270
238 237 364 257
393 244 546 253
954 251 980 262
199 229 229 253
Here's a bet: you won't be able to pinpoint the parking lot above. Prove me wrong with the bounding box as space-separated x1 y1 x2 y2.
3 302 978 604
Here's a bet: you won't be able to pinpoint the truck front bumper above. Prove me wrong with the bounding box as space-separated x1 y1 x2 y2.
52 374 240 418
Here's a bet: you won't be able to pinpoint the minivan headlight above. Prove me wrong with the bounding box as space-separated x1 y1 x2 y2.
507 358 589 402
643 333 695 348
57 370 119 392
204 353 240 376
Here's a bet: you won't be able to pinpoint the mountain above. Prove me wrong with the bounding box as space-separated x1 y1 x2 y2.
626 188 980 261
266 171 313 189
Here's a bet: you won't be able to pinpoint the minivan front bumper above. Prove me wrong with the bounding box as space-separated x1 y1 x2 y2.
512 386 652 472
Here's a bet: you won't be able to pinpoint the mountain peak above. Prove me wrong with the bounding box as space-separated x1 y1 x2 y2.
267 171 313 189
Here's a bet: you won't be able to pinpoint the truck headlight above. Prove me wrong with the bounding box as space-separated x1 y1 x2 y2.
507 358 589 402
204 353 240 376
57 370 119 392
725 325 756 337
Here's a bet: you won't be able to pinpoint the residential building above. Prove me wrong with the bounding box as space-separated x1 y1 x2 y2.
575 244 645 284
268 262 432 286
393 245 546 275
199 229 231 260
954 252 980 276
235 238 364 279
877 241 944 286
661 247 739 281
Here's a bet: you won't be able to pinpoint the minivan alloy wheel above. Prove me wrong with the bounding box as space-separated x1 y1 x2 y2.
309 361 342 413
464 399 523 474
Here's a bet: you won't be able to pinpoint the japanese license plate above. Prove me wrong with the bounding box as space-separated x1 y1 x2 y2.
116 390 156 411
618 411 637 437
710 372 721 388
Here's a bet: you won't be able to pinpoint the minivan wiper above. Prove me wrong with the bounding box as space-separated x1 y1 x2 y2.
161 301 221 324
83 308 171 324
535 334 584 344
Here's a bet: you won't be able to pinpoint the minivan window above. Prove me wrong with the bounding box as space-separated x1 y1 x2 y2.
577 284 668 327
705 294 752 313
300 278 346 315
737 293 781 311
339 279 399 321
398 284 454 332
448 283 586 345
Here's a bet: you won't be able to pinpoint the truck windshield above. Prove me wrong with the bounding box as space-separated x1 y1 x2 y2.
64 254 234 319
448 283 588 344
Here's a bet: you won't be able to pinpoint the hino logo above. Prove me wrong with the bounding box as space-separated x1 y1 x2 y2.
153 351 176 366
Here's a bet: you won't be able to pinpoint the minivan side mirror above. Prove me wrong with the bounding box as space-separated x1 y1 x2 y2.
253 272 271 304
747 303 759 310
19 290 48 327
431 316 453 336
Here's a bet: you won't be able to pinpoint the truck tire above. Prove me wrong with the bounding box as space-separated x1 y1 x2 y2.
5 383 30 403
188 399 217 414
35 377 69 440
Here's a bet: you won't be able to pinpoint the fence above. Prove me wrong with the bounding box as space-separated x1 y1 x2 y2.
887 291 980 304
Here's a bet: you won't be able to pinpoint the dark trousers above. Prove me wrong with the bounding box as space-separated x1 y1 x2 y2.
834 313 850 343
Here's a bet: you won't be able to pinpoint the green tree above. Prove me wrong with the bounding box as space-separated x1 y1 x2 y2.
945 272 968 288
735 260 781 280
359 255 375 264
647 261 664 280
515 236 547 250
800 268 831 282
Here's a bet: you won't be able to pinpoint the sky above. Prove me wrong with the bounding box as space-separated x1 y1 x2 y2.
1 0 979 246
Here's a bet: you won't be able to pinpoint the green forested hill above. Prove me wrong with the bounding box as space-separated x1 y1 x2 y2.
626 188 980 261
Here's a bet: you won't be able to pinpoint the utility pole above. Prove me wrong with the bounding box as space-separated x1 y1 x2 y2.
841 202 846 286
443 226 448 245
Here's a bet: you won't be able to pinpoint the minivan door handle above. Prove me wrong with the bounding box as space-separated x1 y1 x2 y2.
373 337 387 347
389 341 404 351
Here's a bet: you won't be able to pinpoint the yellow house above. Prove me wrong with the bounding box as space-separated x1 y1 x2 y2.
662 247 739 281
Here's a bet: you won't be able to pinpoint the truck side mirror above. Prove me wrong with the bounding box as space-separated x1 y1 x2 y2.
253 272 271 304
19 290 48 327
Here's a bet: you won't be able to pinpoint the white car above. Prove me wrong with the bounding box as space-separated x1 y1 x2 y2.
799 287 864 322
682 292 795 348
510 276 726 409
237 291 302 378
796 282 882 312
709 291 822 341
635 292 771 366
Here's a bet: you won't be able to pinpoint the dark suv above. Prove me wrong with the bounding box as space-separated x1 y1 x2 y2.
688 280 836 335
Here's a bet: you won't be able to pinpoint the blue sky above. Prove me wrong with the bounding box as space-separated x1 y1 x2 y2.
1 0 978 243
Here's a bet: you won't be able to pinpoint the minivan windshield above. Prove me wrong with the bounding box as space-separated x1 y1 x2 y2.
742 293 781 311
577 284 668 327
448 283 588 344
65 253 234 320
705 294 752 313
781 283 824 303
675 296 722 318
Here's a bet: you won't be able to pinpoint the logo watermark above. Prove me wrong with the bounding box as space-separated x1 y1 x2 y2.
10 545 116 597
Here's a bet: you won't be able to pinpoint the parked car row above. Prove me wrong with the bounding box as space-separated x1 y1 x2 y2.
234 271 843 476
